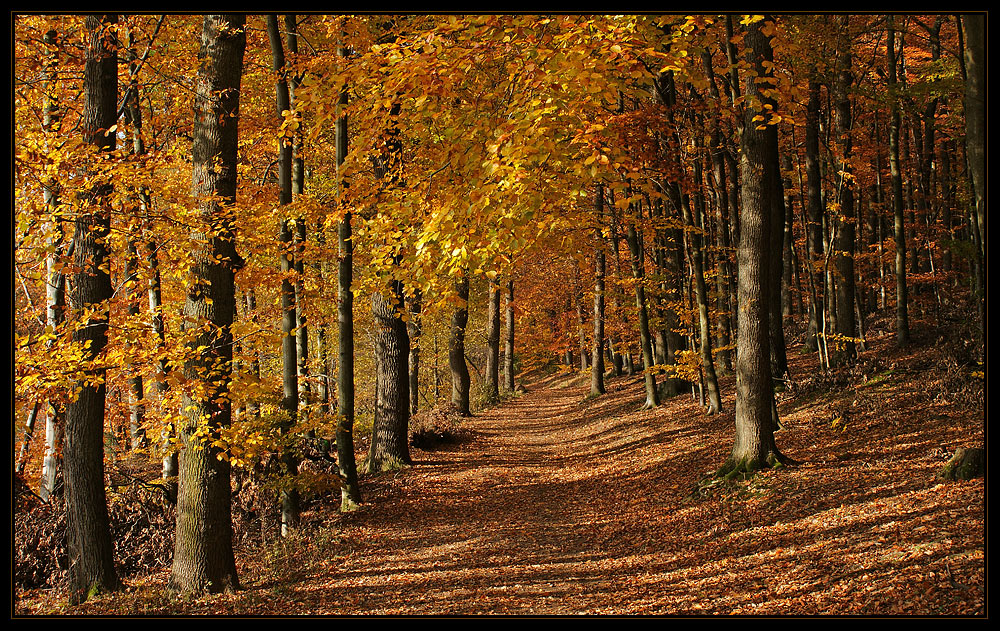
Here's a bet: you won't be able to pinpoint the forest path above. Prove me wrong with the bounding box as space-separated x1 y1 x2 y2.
236 345 982 616
275 376 721 615
45 338 983 615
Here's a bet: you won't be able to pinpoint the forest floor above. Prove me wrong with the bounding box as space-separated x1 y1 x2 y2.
15 326 985 616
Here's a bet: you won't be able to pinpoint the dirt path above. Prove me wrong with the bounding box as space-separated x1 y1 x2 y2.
230 378 727 615
241 357 983 615
48 339 983 615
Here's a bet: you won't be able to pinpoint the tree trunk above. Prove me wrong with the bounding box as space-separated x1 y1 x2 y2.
168 14 245 596
504 279 516 391
887 16 910 345
148 241 176 503
39 28 66 502
591 184 607 396
485 279 501 404
831 15 857 367
961 13 985 323
366 284 412 472
803 79 825 353
719 16 790 477
266 14 299 536
63 14 121 604
701 50 734 374
408 288 423 415
335 39 361 510
625 217 659 409
285 15 311 415
450 275 472 415
683 174 723 414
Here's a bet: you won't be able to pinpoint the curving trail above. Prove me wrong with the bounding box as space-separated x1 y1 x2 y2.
281 379 725 615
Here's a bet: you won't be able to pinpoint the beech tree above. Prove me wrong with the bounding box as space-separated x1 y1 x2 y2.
719 16 793 476
168 13 246 595
63 14 121 604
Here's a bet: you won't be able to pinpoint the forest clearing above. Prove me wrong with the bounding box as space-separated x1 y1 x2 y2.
13 13 984 616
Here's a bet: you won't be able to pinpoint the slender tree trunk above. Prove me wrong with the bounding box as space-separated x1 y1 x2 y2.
125 243 147 450
831 15 857 366
591 184 607 396
887 16 910 345
266 14 300 536
285 14 311 420
701 50 734 374
485 280 501 404
504 279 516 391
148 241 176 502
803 79 825 353
683 169 723 414
39 28 66 501
64 14 121 604
335 40 361 510
450 275 472 415
408 288 423 415
625 216 659 409
168 14 245 596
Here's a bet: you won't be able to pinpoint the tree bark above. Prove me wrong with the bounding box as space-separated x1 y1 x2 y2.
683 171 723 414
485 279 501 404
503 279 516 391
335 39 361 510
450 275 472 415
366 284 412 472
408 288 423 415
887 16 911 345
719 16 790 477
624 216 659 409
168 14 245 596
591 184 607 396
266 14 300 536
802 78 825 353
63 14 121 604
961 13 985 323
831 15 857 366
39 28 66 502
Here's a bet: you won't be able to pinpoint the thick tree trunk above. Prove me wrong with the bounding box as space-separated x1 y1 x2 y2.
63 14 121 604
961 14 985 323
450 275 472 415
168 14 245 596
720 17 790 477
366 284 412 472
